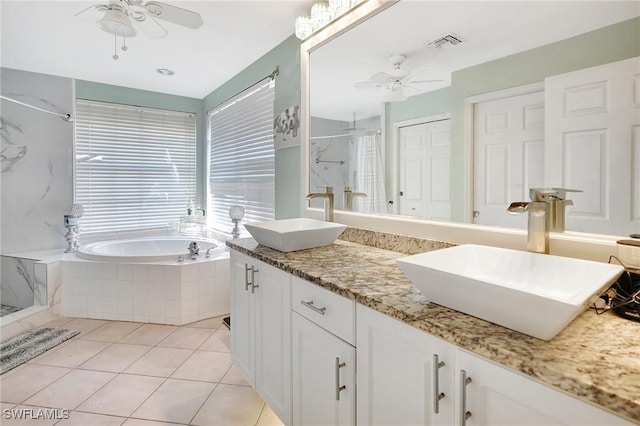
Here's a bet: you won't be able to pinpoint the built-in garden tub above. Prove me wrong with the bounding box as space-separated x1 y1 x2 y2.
61 236 230 325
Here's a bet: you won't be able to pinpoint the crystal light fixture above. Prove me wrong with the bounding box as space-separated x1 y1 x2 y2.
295 0 364 40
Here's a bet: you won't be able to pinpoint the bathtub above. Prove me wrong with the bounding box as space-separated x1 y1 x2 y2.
62 236 230 325
77 236 225 262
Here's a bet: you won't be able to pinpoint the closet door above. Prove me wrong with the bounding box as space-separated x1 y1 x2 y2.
545 56 640 235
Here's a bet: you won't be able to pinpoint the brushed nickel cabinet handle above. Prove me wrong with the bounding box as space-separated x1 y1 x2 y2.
244 264 251 291
250 267 259 294
300 300 327 315
459 370 472 426
335 357 346 401
432 354 446 414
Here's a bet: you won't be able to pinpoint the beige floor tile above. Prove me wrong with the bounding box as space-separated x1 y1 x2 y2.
191 384 264 426
257 404 285 426
79 344 152 373
81 322 143 343
41 317 74 329
157 327 213 350
123 347 193 377
56 411 126 426
1 405 61 426
76 374 164 417
30 340 111 368
121 419 183 426
132 379 215 424
24 369 116 409
220 364 251 386
185 316 224 329
198 328 230 352
61 319 107 336
171 351 231 382
119 325 177 346
0 364 70 403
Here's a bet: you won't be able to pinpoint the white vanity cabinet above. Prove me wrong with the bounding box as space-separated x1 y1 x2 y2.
356 304 454 426
291 277 356 426
454 348 635 426
229 250 292 425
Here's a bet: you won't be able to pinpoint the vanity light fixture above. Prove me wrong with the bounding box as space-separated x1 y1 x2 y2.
295 0 365 40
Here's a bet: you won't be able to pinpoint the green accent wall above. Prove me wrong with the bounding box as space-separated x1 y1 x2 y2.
203 34 302 219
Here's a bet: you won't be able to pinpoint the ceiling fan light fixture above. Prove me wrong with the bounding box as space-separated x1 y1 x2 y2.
97 9 137 37
382 86 407 103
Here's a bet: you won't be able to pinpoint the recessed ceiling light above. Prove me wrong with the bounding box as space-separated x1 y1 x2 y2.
156 68 175 76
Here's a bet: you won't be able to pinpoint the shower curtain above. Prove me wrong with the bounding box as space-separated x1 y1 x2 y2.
354 133 386 213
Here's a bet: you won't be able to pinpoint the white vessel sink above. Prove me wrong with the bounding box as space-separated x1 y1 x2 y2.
396 244 624 340
244 218 347 252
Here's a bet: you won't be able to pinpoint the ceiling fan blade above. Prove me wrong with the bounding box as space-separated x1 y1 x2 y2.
131 12 168 38
144 1 203 29
405 79 444 84
74 4 104 17
370 71 393 83
354 81 381 90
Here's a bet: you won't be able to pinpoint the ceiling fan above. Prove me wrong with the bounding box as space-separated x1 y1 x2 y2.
75 0 203 60
354 54 442 102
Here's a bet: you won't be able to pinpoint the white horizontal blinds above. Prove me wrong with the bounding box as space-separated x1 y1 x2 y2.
207 80 275 230
75 99 196 235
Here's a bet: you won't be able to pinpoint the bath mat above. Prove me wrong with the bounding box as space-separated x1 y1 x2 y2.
0 327 79 374
0 305 22 318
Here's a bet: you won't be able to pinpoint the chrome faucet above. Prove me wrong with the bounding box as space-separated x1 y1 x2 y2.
507 188 581 254
343 186 367 211
306 186 335 222
188 241 200 260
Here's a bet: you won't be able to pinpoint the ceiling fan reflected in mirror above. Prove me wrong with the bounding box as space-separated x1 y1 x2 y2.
75 0 203 60
354 54 443 102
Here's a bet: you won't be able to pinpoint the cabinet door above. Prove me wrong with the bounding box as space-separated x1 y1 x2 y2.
357 304 454 426
455 348 634 426
254 258 292 425
292 312 355 426
229 250 255 385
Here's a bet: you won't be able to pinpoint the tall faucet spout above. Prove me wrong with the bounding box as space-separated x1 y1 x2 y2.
305 186 334 222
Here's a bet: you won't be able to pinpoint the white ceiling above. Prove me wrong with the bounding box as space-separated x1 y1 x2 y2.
1 0 315 99
310 1 640 122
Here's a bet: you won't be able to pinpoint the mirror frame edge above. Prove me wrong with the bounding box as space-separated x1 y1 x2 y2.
300 0 621 262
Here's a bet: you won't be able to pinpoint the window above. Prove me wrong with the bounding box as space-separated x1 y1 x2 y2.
75 99 196 235
207 79 275 231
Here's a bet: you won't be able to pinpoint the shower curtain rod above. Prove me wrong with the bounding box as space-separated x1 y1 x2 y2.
208 66 280 114
1 95 73 122
310 129 381 140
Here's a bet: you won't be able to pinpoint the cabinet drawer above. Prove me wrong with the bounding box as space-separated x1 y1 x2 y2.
292 277 355 345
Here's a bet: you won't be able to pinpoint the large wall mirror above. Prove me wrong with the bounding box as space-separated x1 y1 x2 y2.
308 0 639 238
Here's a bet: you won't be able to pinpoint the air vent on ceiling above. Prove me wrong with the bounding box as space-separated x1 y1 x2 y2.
426 33 464 49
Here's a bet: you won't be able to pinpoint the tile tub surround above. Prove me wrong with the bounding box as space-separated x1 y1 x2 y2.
227 238 640 424
61 256 230 325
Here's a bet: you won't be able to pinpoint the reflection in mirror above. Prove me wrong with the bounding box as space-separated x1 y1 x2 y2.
309 0 640 237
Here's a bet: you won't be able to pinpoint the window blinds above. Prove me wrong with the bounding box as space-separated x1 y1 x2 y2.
75 99 197 235
207 80 275 230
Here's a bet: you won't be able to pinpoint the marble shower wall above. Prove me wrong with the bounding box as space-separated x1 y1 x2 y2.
0 256 36 308
1 68 74 253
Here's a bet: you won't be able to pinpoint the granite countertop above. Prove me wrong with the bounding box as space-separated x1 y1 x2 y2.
227 236 640 423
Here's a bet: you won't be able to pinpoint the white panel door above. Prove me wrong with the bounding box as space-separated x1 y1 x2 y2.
473 91 545 228
398 120 451 220
356 304 454 426
545 56 640 235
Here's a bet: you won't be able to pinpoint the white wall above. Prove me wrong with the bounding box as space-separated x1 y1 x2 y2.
1 68 74 254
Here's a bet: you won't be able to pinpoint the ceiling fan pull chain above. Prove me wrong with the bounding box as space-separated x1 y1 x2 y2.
122 34 128 52
112 33 119 60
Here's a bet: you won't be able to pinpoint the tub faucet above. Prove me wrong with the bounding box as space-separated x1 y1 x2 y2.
188 241 200 260
306 186 335 222
343 186 367 211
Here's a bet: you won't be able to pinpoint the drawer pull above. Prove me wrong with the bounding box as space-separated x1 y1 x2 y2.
335 357 346 401
459 370 472 426
432 354 446 414
300 300 327 315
